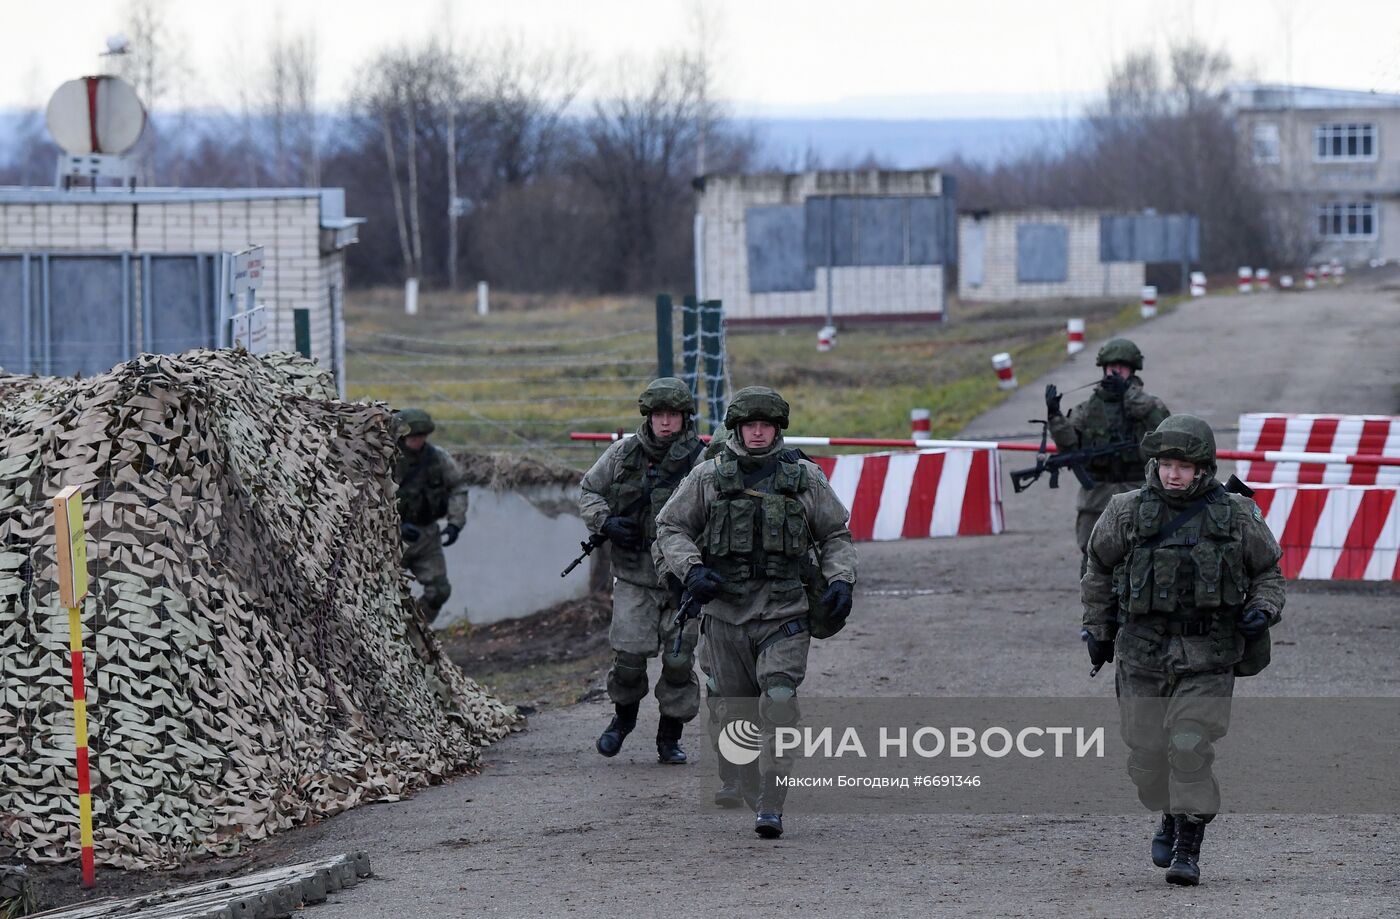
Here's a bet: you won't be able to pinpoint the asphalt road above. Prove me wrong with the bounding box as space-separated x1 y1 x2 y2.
291 276 1399 918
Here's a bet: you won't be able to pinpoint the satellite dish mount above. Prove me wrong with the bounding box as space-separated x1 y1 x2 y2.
46 74 147 191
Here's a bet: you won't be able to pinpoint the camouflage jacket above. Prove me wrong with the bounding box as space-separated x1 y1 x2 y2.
1082 481 1285 673
1049 378 1170 509
655 437 857 625
394 444 469 528
579 425 704 588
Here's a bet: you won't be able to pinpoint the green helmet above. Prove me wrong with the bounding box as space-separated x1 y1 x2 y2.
395 407 435 437
1142 414 1215 464
1096 338 1144 371
638 377 696 416
724 386 790 431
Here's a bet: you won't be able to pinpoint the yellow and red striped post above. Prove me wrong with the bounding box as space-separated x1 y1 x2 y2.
53 485 95 889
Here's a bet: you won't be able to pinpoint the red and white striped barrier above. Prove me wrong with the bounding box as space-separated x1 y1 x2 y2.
1305 267 1317 289
1252 483 1399 581
1236 414 1400 486
1066 318 1085 355
1190 271 1207 297
1238 267 1253 293
1321 264 1333 284
1140 285 1158 319
817 324 836 352
1256 268 1271 290
991 352 1016 390
811 449 1004 541
910 408 931 438
1280 274 1294 289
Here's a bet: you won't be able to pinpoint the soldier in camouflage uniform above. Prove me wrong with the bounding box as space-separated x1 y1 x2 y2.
579 378 706 764
394 408 470 624
1081 414 1284 886
1046 338 1171 571
656 386 858 839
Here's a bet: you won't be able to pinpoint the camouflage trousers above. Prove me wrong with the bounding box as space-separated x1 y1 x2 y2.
1115 661 1234 821
402 522 451 623
701 614 811 797
606 579 701 721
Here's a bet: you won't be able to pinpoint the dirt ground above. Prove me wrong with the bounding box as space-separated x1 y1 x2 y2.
26 276 1400 917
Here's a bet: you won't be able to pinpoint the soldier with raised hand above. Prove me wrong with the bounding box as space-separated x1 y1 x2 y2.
393 408 470 624
579 378 706 764
656 386 857 839
1046 338 1171 571
1081 414 1285 887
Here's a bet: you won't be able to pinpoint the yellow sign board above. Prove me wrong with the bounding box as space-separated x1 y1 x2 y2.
53 485 89 607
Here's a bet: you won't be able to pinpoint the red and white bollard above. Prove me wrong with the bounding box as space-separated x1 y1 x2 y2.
910 408 931 439
1335 263 1346 285
1140 285 1158 319
1256 268 1271 290
1305 267 1317 289
1190 271 1207 297
1280 274 1294 289
1238 267 1253 293
1321 264 1333 285
991 352 1017 390
817 324 836 352
1066 318 1085 355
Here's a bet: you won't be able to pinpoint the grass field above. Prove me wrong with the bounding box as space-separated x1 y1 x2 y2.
345 286 1177 468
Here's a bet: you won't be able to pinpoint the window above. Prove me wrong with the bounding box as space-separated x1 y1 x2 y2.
1314 122 1377 161
1316 202 1377 239
1252 122 1281 164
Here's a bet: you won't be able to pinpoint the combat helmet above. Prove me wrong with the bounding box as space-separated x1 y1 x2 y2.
723 386 790 431
637 377 696 416
395 407 436 437
1096 338 1144 371
1142 414 1216 465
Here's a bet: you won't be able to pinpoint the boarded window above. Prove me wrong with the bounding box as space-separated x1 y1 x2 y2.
145 255 217 352
746 205 814 293
0 257 29 372
1099 214 1200 262
1016 224 1068 283
803 194 949 270
49 257 131 377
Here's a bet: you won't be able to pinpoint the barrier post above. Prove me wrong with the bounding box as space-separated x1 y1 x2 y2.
1066 318 1085 355
53 485 95 889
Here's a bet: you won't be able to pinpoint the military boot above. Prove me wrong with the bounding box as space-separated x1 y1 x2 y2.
656 716 687 765
1151 813 1176 868
714 760 744 808
754 772 787 839
1165 816 1206 886
595 701 640 758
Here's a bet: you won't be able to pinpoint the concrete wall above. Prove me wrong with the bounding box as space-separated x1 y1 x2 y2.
698 170 949 321
0 190 349 371
436 484 594 626
957 210 1144 302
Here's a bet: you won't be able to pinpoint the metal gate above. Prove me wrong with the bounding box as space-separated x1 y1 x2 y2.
0 252 219 376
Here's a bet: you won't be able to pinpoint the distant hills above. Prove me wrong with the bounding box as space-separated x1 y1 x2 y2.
743 117 1083 169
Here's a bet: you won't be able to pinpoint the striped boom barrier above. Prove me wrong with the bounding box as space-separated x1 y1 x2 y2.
1235 414 1400 486
572 432 1400 469
1251 483 1399 581
53 485 95 889
810 449 1004 540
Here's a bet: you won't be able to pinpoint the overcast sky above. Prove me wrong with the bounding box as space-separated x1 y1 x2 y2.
3 0 1399 116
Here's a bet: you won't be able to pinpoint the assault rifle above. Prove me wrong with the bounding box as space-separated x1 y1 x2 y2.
1010 420 1138 493
559 533 608 578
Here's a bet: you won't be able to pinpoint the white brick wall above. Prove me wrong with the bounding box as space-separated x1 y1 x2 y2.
699 171 948 321
0 193 337 368
957 211 1145 302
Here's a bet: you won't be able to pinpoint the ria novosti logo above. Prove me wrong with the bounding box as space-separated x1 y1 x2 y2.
717 719 763 765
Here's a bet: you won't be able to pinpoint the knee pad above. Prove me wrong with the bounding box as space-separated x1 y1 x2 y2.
1168 720 1212 775
759 681 799 728
613 651 648 688
661 647 694 685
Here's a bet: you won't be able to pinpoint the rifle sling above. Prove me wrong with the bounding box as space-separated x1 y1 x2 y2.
1136 486 1223 551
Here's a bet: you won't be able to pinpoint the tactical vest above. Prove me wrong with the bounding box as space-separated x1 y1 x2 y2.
1078 388 1151 483
1115 488 1250 621
700 452 811 600
396 447 450 525
606 433 702 545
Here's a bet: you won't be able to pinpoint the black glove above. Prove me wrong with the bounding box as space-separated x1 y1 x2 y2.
684 565 726 603
1044 384 1063 418
1081 628 1114 667
1099 372 1129 396
400 522 422 544
1238 607 1270 639
601 515 642 550
441 523 461 547
820 580 854 627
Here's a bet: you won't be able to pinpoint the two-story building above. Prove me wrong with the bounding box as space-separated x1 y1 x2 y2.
1230 83 1400 265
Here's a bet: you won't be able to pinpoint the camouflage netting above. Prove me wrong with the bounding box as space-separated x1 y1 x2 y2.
0 350 519 869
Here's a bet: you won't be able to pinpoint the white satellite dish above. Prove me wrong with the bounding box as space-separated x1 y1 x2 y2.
45 75 147 156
